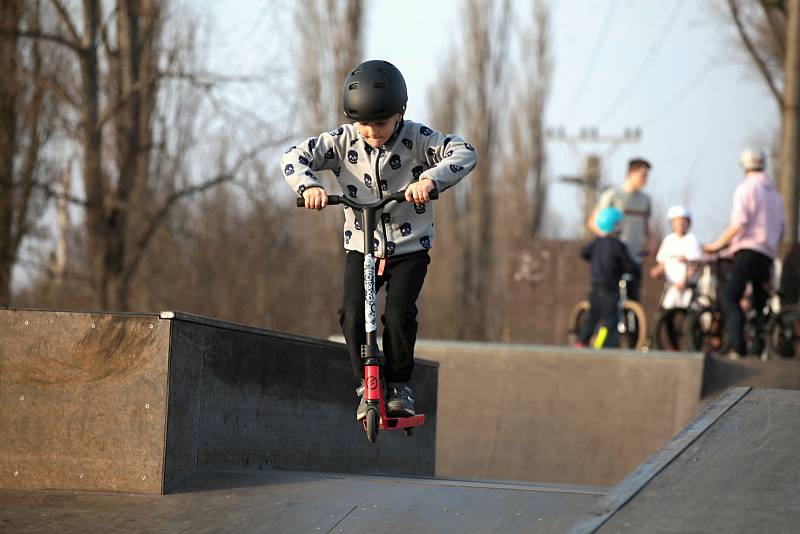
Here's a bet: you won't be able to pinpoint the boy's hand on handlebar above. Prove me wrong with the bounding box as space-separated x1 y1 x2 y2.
302 187 328 210
404 178 436 204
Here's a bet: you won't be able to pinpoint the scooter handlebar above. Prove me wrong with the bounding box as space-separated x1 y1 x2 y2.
295 189 438 209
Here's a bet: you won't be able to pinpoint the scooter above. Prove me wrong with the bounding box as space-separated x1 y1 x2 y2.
296 189 436 443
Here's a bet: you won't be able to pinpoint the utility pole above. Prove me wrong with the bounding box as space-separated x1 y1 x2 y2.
547 127 642 238
780 0 800 243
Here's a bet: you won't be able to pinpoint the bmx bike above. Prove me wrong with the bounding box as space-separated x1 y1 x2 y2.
656 254 799 358
296 189 435 443
567 273 648 350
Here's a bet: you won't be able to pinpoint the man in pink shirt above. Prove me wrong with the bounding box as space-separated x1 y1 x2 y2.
704 148 786 358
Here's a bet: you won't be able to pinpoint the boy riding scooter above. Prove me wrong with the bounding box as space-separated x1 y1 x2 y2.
281 60 478 421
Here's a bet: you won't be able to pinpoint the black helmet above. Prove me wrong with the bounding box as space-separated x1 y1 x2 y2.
342 60 407 122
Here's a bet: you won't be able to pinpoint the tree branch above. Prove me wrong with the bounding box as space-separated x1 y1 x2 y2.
99 4 118 57
48 0 81 45
30 179 88 207
123 142 271 285
11 253 93 284
3 28 82 52
727 0 783 108
159 69 270 88
12 88 45 254
19 65 79 108
97 74 159 127
760 0 787 58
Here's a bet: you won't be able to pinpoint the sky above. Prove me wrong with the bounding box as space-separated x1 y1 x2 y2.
202 0 778 244
358 0 776 242
17 0 777 291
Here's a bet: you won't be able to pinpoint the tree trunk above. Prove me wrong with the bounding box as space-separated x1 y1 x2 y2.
779 0 800 243
79 0 162 310
78 0 109 308
0 0 21 306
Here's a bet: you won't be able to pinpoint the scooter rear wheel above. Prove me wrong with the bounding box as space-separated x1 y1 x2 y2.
403 427 413 437
366 407 378 443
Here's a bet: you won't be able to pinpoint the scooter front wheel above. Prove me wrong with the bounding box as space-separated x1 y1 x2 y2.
366 407 379 443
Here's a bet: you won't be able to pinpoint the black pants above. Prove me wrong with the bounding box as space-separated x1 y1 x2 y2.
721 249 773 355
579 286 620 348
339 250 430 384
626 263 642 302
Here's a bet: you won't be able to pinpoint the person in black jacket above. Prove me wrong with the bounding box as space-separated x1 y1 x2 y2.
577 207 639 348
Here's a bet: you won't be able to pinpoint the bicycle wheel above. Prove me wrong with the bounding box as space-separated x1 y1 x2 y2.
617 301 647 350
654 308 690 351
688 306 727 354
768 306 800 358
567 300 592 346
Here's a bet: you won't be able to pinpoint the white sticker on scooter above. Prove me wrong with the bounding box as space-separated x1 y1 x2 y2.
364 254 377 332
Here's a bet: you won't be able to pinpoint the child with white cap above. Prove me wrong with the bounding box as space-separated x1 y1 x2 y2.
649 205 702 309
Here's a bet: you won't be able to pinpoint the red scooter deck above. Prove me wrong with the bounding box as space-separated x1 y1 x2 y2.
370 414 425 431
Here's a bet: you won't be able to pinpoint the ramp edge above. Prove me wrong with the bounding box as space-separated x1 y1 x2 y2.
567 386 752 534
160 311 441 368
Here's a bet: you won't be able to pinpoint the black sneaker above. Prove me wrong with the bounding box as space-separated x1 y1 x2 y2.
386 382 415 418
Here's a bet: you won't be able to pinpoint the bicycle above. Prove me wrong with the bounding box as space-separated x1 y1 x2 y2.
567 273 648 350
767 303 800 358
675 255 797 359
652 255 721 351
296 189 434 443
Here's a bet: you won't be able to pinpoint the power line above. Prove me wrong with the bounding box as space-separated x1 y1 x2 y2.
594 0 688 125
643 58 718 126
563 0 619 122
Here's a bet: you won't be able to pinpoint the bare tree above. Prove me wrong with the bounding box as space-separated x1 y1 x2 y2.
284 0 366 333
725 0 785 107
0 0 23 306
423 58 464 339
295 0 363 130
494 0 552 340
452 0 513 340
725 0 800 242
506 0 552 240
421 0 553 341
0 0 58 306
9 0 272 310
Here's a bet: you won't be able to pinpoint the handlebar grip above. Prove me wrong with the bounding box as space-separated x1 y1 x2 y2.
390 189 439 203
296 195 341 207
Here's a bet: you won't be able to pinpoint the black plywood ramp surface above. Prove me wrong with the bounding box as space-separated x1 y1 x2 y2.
0 470 605 533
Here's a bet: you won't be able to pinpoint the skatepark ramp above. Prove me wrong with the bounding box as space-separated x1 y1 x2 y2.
412 340 704 487
0 471 605 533
0 309 438 494
3 308 800 532
570 387 800 533
331 336 706 486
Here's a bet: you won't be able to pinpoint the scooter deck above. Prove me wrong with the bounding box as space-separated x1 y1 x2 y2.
379 413 425 430
361 413 425 432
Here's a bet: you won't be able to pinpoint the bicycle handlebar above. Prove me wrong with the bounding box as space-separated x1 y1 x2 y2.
683 253 731 266
296 189 438 210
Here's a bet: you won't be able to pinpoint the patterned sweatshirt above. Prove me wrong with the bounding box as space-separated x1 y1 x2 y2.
280 120 478 258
